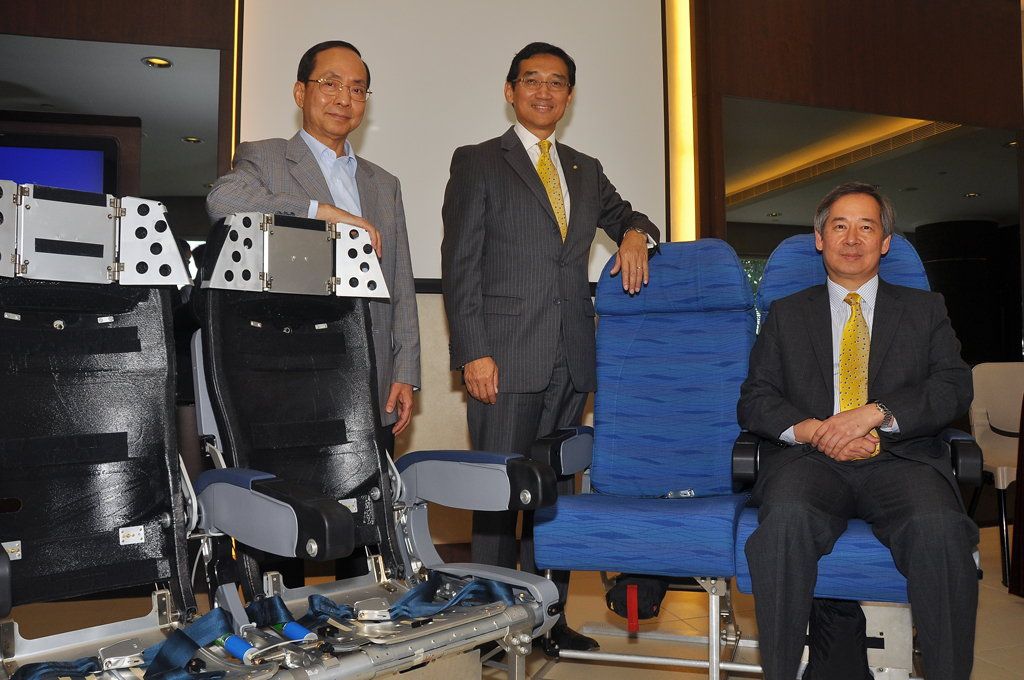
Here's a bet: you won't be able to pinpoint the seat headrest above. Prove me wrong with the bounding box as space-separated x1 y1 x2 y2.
756 233 928 313
596 239 753 316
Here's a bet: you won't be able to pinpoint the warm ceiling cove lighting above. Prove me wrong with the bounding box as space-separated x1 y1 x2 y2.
766 211 781 217
181 136 203 144
142 56 173 68
964 192 981 198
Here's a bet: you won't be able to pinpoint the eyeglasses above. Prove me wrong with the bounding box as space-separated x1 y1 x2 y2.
307 78 372 102
516 78 570 92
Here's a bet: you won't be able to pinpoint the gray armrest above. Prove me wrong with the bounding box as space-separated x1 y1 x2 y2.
529 426 594 476
396 451 556 511
196 469 355 561
732 431 763 491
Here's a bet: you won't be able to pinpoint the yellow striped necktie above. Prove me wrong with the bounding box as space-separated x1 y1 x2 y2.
839 292 879 456
536 139 568 242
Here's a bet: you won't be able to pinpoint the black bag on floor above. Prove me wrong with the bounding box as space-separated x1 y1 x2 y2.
605 574 670 619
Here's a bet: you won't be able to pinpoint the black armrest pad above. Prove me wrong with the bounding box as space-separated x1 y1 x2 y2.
0 549 10 618
251 478 356 561
941 429 983 487
507 458 558 510
732 431 762 492
529 427 593 477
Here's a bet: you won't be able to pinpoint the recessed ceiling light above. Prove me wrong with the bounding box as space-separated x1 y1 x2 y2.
203 182 214 188
964 192 980 198
766 211 781 217
1004 140 1019 148
181 136 203 144
142 56 173 68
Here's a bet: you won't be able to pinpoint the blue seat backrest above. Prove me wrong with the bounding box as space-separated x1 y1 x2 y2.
756 234 929 316
589 240 756 498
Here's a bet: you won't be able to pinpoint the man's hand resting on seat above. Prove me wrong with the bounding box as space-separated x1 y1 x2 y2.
464 356 498 405
316 203 382 257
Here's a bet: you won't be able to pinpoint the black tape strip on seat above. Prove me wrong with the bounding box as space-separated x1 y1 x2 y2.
273 214 328 231
0 432 130 466
32 185 108 207
0 326 140 355
251 419 348 450
34 238 105 258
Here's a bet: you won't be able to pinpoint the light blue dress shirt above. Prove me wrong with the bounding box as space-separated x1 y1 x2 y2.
299 129 361 218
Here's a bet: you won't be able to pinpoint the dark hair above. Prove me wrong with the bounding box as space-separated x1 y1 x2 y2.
506 42 576 88
814 181 896 237
296 40 370 88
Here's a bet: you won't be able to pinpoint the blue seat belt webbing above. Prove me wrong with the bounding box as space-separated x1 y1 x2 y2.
11 657 101 680
389 573 515 619
245 596 316 641
143 608 233 679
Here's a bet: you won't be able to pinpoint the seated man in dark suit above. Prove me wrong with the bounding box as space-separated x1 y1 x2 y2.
738 182 978 680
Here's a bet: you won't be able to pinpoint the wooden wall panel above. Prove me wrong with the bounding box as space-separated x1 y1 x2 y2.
693 0 1024 236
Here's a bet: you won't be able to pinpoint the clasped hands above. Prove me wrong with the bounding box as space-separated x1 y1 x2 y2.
794 404 884 461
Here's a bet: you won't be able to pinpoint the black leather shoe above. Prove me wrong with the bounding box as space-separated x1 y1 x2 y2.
541 623 600 656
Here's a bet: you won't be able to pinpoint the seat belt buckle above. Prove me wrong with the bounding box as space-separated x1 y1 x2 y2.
98 639 145 670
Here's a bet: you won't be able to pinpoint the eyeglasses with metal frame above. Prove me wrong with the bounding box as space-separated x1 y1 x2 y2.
516 78 570 92
307 78 372 101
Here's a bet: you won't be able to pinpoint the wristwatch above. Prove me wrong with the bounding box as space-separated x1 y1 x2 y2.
872 401 895 429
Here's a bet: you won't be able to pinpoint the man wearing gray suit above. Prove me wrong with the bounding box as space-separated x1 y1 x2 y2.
207 41 419 448
738 182 977 680
441 42 659 652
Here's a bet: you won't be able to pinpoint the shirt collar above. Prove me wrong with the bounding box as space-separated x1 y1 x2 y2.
300 129 356 165
513 122 557 152
827 274 879 310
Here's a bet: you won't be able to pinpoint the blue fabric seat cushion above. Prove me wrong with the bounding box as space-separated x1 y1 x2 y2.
735 508 908 603
535 492 748 577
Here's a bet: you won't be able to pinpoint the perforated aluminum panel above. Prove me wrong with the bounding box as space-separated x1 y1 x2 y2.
119 197 192 287
334 222 389 299
0 180 17 279
17 185 115 285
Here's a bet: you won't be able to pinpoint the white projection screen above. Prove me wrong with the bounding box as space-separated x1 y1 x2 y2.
239 0 666 281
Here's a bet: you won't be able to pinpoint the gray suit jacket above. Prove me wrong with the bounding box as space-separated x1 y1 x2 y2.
440 127 658 394
206 133 420 425
738 278 972 500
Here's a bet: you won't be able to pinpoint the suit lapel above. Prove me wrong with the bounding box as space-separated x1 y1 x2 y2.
286 132 334 205
805 286 835 408
354 158 377 221
557 142 582 243
869 279 902 385
500 126 559 229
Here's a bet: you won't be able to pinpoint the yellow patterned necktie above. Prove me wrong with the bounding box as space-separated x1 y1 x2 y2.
839 292 879 456
536 139 568 242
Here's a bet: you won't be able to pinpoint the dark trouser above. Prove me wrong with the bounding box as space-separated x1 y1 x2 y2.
466 343 587 624
746 452 978 680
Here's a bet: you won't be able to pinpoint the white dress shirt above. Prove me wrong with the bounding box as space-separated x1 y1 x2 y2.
780 274 898 443
513 122 571 222
299 129 361 219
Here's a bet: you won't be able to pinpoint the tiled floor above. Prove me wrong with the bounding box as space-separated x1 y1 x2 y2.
9 526 1022 678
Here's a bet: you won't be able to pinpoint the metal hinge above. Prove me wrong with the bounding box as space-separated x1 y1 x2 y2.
14 185 27 206
260 214 273 232
108 197 126 218
259 271 273 290
107 261 125 282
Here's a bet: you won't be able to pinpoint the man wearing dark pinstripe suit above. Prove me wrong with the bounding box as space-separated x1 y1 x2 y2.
441 42 659 652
